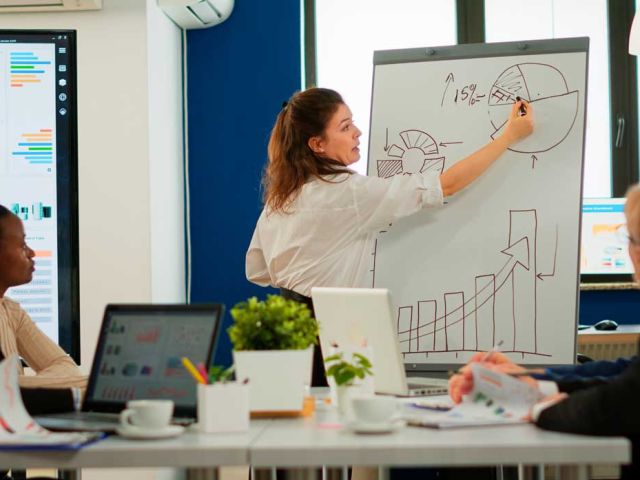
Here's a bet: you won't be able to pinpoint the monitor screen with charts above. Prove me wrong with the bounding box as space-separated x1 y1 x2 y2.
0 30 79 361
581 198 633 282
84 304 222 416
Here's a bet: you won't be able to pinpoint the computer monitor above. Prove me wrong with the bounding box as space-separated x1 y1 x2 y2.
580 197 633 283
0 30 79 360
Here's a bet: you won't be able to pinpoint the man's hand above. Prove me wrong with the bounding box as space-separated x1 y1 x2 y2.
448 351 539 403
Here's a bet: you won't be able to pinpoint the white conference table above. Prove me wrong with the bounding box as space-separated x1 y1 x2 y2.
250 415 630 480
0 414 630 480
0 422 268 472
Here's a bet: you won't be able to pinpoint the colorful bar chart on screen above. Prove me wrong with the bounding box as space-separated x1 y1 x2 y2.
10 128 55 174
9 51 51 88
10 201 53 221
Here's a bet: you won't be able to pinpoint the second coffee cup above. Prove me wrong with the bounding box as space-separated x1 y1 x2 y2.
351 396 400 425
119 399 174 431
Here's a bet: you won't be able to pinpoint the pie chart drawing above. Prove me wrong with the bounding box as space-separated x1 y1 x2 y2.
376 129 445 178
488 63 579 154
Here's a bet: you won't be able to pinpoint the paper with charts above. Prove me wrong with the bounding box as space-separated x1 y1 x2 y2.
0 355 102 448
368 39 587 366
406 364 542 428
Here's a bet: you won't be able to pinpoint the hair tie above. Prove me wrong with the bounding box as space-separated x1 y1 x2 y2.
281 101 288 110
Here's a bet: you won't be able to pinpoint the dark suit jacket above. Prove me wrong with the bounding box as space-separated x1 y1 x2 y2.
536 356 640 479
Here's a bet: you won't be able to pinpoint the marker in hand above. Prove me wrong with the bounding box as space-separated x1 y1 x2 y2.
515 96 527 116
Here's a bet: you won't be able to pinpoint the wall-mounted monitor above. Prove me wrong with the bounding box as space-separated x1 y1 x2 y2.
0 30 79 361
580 198 633 283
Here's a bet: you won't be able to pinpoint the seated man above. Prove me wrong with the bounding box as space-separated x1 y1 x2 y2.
449 184 640 480
0 204 86 410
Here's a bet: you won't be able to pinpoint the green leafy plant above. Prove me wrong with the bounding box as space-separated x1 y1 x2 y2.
228 295 319 351
207 365 235 384
324 351 373 386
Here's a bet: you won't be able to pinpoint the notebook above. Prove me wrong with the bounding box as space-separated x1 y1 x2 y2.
36 303 223 431
405 364 541 428
311 287 449 397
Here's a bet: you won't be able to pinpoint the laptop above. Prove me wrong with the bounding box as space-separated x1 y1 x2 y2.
311 287 449 397
36 303 223 431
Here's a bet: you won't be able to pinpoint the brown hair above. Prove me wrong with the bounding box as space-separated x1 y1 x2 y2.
0 205 13 240
263 87 352 213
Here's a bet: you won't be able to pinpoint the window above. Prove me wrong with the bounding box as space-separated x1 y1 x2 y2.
311 0 639 194
314 0 456 175
486 0 611 198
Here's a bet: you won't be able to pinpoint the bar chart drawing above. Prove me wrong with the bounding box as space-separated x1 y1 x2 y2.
377 209 556 359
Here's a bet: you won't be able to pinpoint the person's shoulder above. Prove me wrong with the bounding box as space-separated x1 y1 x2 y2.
2 296 23 312
302 172 352 191
0 297 28 327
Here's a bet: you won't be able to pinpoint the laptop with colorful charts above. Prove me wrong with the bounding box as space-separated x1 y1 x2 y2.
36 303 223 431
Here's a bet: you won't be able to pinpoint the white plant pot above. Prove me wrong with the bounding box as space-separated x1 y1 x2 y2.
197 382 249 433
233 347 313 412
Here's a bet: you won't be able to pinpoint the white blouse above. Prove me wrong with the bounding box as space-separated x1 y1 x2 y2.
246 172 444 297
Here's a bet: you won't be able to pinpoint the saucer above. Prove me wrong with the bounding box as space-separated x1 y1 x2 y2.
346 419 405 434
116 424 185 440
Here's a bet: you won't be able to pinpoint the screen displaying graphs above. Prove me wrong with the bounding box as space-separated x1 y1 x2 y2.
0 31 78 359
580 198 633 276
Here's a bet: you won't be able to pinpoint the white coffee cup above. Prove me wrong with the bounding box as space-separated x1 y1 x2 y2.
351 396 400 425
119 399 174 430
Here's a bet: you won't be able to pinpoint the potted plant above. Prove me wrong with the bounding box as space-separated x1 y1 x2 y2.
229 295 319 413
197 365 250 433
324 350 373 419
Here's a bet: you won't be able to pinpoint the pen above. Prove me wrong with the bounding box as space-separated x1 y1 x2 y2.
515 96 527 116
411 401 453 412
448 340 505 378
507 368 545 377
181 357 207 384
481 340 504 363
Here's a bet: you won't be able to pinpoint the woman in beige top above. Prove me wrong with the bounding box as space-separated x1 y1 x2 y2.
0 204 85 389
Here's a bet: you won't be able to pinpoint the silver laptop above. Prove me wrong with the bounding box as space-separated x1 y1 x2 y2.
36 303 223 431
311 287 449 397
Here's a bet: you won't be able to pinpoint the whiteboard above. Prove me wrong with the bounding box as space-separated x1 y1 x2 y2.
367 38 588 368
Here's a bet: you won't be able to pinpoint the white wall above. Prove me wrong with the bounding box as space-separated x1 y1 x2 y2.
0 0 185 367
1 2 186 479
147 0 186 303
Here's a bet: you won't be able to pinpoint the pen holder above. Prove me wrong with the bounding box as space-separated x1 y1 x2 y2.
197 382 250 433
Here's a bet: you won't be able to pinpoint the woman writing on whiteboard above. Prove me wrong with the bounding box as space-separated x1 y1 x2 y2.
246 87 534 385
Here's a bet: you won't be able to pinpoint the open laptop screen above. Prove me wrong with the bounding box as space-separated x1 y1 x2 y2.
84 304 222 417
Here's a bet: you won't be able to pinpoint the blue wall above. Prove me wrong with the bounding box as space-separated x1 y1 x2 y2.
580 289 640 326
186 0 300 365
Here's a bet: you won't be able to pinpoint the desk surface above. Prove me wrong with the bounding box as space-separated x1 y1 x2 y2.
0 422 269 470
579 325 640 336
0 414 630 470
249 414 630 468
